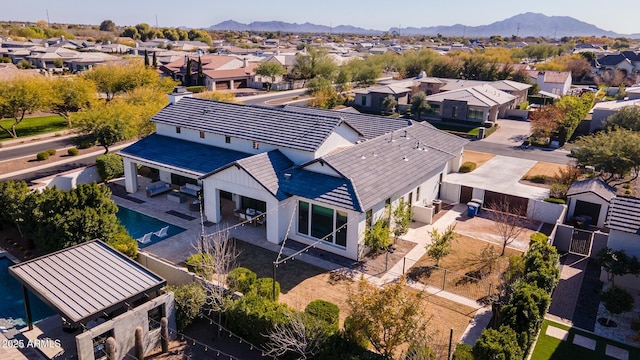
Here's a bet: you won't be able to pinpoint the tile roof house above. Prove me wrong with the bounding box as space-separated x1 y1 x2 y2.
525 70 572 96
353 85 413 113
159 55 258 90
589 98 640 132
425 84 517 124
119 88 466 260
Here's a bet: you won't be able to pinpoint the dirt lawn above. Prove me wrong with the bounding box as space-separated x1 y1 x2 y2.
523 162 570 179
234 240 477 356
462 151 495 168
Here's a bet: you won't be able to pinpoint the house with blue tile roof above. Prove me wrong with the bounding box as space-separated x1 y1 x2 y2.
119 87 467 260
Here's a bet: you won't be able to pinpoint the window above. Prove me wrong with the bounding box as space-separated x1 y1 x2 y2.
148 305 164 330
335 211 348 247
225 136 231 144
92 330 114 360
452 106 458 118
361 96 367 106
175 126 181 134
468 108 484 121
416 187 420 203
199 131 205 138
298 201 309 235
311 204 334 241
253 141 259 149
430 103 440 115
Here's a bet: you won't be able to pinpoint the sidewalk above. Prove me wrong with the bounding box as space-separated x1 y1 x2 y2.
0 130 75 150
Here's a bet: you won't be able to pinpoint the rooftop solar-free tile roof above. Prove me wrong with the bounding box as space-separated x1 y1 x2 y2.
9 240 165 325
606 197 640 234
567 178 617 202
151 97 343 152
119 134 251 175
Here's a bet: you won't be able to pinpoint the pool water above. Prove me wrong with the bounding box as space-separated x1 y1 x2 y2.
0 257 56 330
116 207 186 248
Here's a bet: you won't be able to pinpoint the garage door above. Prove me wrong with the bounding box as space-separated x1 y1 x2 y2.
234 79 247 88
460 186 473 204
483 191 528 216
215 81 230 90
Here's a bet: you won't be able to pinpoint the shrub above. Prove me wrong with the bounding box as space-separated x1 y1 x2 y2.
226 294 292 345
343 315 370 349
67 147 79 156
305 299 340 331
186 85 205 93
543 197 566 204
72 134 96 149
473 326 523 360
529 232 548 244
459 161 477 173
518 101 529 110
96 153 124 182
453 343 474 360
549 183 569 199
526 174 549 184
36 151 50 161
500 282 551 350
251 277 280 301
168 283 206 332
227 267 257 294
107 229 138 258
185 253 214 279
46 148 56 156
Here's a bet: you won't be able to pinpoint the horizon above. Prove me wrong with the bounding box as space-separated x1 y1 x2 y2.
2 0 640 35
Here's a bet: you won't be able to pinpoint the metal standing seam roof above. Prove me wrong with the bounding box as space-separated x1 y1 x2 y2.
151 97 344 152
9 240 166 325
567 178 617 202
119 134 252 175
606 197 640 234
319 122 468 210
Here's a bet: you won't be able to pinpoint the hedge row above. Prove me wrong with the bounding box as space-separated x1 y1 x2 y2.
472 232 559 359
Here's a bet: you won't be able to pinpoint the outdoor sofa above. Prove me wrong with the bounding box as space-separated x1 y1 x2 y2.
146 181 171 197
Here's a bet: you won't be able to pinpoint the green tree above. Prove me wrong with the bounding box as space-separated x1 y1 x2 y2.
573 128 640 185
601 286 634 326
382 95 398 114
50 77 96 127
528 105 565 142
120 26 140 40
168 283 207 332
152 51 158 68
184 59 192 86
197 56 204 86
364 218 391 254
500 282 550 350
144 49 149 67
426 223 456 266
0 76 53 138
0 180 31 237
604 106 640 131
99 20 116 32
106 229 138 258
96 153 124 182
392 198 412 241
346 276 429 359
335 68 352 94
410 92 431 120
473 326 523 360
596 248 640 286
292 47 337 81
74 101 138 153
83 62 160 101
555 93 595 144
255 61 285 91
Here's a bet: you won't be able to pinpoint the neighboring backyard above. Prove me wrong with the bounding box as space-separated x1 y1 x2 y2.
232 239 478 357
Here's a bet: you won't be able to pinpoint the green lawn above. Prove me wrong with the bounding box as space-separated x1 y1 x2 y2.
531 320 640 360
0 115 68 141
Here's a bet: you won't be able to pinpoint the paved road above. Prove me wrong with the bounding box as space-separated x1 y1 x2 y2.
1 154 100 182
0 136 75 161
240 88 308 106
465 140 575 165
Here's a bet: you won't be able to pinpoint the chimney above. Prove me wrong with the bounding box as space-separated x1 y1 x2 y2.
243 58 248 68
168 86 193 104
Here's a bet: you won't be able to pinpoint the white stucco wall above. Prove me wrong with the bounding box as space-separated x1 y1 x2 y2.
314 122 359 158
607 229 640 258
566 193 610 229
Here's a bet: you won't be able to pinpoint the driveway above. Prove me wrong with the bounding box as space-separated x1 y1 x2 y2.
485 118 530 146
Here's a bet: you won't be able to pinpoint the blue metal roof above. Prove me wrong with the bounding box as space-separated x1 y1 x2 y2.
119 134 252 175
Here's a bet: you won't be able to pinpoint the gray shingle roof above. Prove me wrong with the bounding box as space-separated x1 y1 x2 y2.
284 105 412 139
9 240 165 325
606 197 640 234
152 97 344 152
319 122 468 210
567 178 617 202
119 134 252 175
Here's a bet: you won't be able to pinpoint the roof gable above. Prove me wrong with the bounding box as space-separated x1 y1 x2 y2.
567 178 617 202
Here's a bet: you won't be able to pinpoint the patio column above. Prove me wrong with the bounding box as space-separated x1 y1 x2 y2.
22 285 33 330
123 158 138 193
204 187 221 223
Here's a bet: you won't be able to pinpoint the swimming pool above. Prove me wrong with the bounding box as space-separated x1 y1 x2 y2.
116 207 186 248
0 257 56 330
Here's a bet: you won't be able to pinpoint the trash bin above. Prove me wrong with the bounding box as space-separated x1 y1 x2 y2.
432 199 442 214
471 198 483 213
467 201 480 217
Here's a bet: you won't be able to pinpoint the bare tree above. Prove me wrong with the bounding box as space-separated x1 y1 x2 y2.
262 312 325 360
487 200 528 256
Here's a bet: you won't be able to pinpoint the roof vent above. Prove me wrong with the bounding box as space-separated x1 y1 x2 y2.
284 173 292 180
403 156 409 161
360 154 366 160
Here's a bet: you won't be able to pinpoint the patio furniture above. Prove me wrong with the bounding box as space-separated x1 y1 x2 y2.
180 183 202 197
167 191 187 203
146 182 171 197
153 226 169 238
136 232 153 244
255 213 265 226
189 199 201 211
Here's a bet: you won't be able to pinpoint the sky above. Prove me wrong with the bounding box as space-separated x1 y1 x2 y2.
3 0 640 35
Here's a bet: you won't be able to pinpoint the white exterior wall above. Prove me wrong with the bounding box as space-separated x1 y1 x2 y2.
528 200 566 224
566 193 610 229
608 229 640 258
440 182 461 204
202 167 280 243
314 122 358 158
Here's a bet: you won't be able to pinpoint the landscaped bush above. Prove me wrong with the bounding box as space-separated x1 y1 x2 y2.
459 161 477 173
168 283 207 332
106 229 138 258
314 334 385 360
453 343 474 360
473 325 523 360
72 134 95 149
526 174 549 184
36 151 50 161
500 282 551 350
96 153 124 182
305 299 340 331
186 85 205 93
543 197 566 204
185 253 214 278
529 232 548 244
225 294 292 345
251 277 280 301
342 315 370 349
227 267 257 294
67 147 79 156
46 148 56 156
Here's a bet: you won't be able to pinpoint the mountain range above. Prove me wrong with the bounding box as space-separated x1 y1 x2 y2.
209 13 640 38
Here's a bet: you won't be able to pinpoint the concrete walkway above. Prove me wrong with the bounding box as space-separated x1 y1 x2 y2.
548 254 589 323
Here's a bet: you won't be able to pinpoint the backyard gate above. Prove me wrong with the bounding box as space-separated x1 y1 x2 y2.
569 228 593 256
